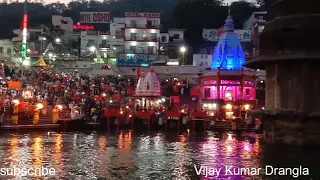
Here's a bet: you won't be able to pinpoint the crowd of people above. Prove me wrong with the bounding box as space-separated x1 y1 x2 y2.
0 64 197 123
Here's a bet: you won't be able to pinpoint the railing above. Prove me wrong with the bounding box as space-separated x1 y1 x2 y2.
123 49 158 54
125 24 160 29
98 44 110 48
125 37 159 42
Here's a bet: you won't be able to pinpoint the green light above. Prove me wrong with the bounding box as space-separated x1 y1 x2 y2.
21 43 27 58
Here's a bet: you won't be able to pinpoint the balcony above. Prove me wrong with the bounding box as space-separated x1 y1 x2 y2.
125 37 159 42
124 49 158 54
125 24 160 29
99 44 110 49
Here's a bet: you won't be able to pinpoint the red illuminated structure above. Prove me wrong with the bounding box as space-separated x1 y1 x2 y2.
73 25 94 30
199 68 257 119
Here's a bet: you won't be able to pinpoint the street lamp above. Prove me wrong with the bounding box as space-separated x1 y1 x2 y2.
42 37 46 41
55 38 61 43
89 46 96 52
180 46 186 65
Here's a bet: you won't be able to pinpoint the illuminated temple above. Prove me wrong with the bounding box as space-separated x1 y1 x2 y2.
199 9 256 104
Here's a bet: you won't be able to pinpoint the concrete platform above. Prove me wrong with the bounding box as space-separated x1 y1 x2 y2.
1 124 60 130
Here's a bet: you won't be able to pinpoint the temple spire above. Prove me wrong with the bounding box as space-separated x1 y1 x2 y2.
223 4 234 32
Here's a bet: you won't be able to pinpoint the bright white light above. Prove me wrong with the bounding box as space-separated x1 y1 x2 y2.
55 38 61 43
148 42 154 46
244 104 250 110
225 104 232 110
130 29 136 33
27 49 30 52
22 60 30 66
113 47 116 50
113 36 116 39
260 81 264 83
89 46 96 51
131 42 137 46
161 98 165 102
42 37 46 40
48 53 53 57
180 46 186 53
150 29 156 33
36 103 44 109
166 62 179 66
102 36 107 40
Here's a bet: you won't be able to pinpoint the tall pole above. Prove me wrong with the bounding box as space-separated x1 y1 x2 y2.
182 52 185 65
21 0 28 85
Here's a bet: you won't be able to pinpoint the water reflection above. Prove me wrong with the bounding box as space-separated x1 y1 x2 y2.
32 136 43 169
53 134 63 174
2 131 316 179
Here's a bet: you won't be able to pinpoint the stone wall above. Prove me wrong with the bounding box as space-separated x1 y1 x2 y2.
265 64 276 110
266 63 320 112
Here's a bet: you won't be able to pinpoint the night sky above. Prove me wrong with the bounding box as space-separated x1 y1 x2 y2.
42 0 247 5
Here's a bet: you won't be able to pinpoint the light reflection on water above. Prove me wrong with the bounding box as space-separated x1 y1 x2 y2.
0 131 318 179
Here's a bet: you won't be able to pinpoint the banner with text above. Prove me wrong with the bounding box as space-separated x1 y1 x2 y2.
203 29 252 42
80 12 111 23
117 54 150 67
125 12 160 18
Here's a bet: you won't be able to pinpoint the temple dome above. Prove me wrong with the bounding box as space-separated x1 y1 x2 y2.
211 8 246 70
135 73 145 95
140 68 161 96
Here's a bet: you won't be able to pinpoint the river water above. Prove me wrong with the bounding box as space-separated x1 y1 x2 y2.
0 130 318 180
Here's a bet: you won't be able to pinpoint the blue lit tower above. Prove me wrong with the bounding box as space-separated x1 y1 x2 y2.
211 7 246 70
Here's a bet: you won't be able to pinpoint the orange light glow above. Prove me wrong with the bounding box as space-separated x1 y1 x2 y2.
32 137 43 170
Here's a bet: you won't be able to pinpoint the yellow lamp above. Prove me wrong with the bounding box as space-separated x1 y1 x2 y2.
56 105 63 110
36 103 44 109
244 104 250 110
12 99 19 104
225 104 232 110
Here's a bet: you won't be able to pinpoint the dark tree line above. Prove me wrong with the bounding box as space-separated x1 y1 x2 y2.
0 0 273 56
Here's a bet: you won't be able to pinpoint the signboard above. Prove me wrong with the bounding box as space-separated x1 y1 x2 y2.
80 12 111 23
117 54 150 67
203 80 242 85
73 25 94 30
125 12 160 18
86 31 110 35
203 29 252 42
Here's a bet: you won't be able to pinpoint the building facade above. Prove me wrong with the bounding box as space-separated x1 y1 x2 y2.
159 29 185 62
12 27 46 62
124 12 160 54
192 54 212 68
0 39 13 61
243 11 267 57
52 15 74 46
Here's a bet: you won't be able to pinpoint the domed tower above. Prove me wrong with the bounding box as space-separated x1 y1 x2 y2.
211 7 246 70
135 72 145 96
246 0 320 112
245 0 320 146
141 68 161 96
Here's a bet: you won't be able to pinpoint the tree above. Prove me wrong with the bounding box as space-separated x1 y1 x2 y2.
171 0 257 63
230 1 259 28
255 0 278 10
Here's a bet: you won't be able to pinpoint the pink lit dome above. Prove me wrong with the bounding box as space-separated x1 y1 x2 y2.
141 68 161 96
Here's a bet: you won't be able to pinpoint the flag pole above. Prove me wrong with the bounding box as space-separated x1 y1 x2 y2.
21 0 28 85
